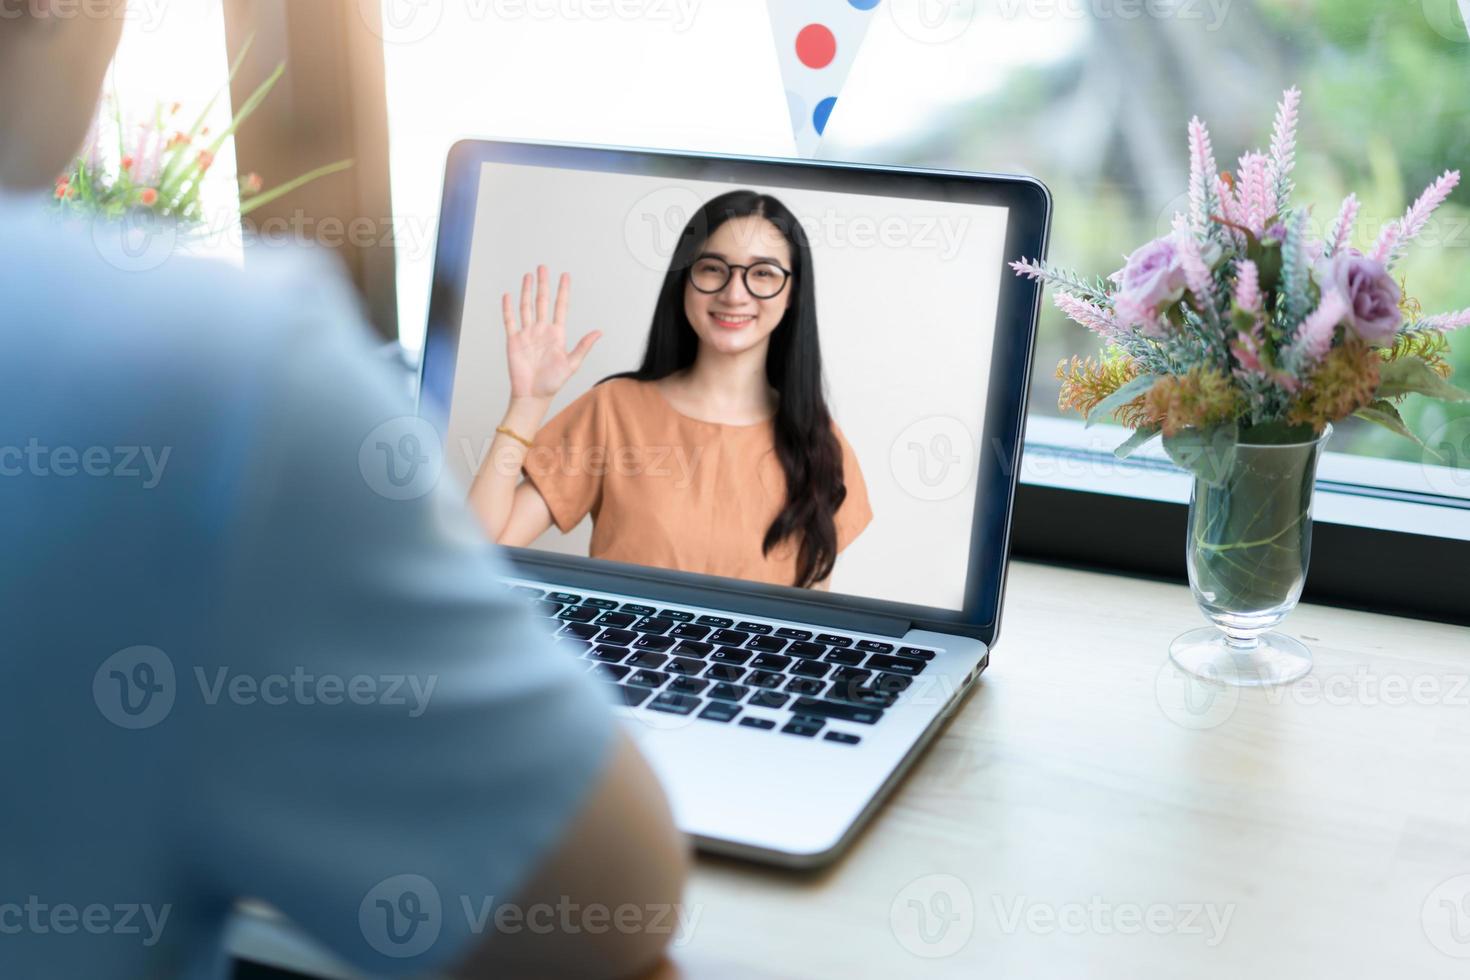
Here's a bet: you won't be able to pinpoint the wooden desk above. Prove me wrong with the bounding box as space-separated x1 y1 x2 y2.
232 561 1470 979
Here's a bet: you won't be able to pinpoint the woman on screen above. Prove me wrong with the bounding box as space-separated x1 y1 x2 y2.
467 190 871 589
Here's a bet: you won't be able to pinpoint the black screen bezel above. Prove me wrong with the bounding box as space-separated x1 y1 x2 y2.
419 139 1050 645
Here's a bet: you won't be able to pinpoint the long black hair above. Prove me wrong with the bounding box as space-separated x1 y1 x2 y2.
607 190 846 588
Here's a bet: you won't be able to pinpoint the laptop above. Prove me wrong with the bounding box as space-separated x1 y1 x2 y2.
418 140 1050 868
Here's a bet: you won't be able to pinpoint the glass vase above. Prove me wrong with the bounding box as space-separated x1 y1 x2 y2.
1169 427 1331 687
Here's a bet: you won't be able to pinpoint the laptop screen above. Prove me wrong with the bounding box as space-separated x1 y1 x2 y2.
440 160 1014 613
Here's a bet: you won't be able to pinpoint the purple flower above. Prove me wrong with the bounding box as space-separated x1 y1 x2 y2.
1116 234 1189 315
1320 252 1402 344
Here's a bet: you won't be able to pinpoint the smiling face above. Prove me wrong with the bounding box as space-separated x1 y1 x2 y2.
682 215 794 358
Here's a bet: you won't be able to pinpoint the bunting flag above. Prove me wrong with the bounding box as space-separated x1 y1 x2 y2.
766 0 881 157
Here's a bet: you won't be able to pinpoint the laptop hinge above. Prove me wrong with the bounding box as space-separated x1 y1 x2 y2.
505 552 915 638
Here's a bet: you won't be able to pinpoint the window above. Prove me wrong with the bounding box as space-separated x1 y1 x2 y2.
105 4 240 258
820 0 1470 485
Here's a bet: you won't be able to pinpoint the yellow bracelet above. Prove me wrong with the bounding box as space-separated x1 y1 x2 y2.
496 425 535 449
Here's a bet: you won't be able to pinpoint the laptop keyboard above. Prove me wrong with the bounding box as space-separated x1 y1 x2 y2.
507 583 939 746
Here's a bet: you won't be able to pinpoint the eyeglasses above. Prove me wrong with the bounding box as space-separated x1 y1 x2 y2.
687 255 792 300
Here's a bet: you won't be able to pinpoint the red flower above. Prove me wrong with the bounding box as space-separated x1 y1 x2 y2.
54 182 70 200
167 132 189 150
121 155 135 172
197 150 216 172
242 173 264 195
139 188 159 207
170 102 182 115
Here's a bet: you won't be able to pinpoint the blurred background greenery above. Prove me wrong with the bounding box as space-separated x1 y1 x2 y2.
837 0 1470 470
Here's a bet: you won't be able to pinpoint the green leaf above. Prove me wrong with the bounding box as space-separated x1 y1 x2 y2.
1163 424 1239 487
1378 357 1470 403
1114 426 1161 459
1085 375 1157 429
1354 400 1438 459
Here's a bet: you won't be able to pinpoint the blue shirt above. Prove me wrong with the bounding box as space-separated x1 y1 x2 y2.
0 197 614 978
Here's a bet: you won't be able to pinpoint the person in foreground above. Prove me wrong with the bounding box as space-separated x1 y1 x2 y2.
0 6 687 979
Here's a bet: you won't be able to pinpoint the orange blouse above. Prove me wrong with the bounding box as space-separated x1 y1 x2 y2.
522 378 872 587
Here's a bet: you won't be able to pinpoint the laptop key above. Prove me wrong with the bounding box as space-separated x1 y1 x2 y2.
705 664 746 683
831 685 898 709
775 627 813 641
633 617 677 635
632 634 676 652
695 615 734 629
590 645 630 663
866 654 927 676
708 682 749 702
735 621 773 635
785 641 825 660
870 672 914 695
620 603 657 616
649 691 700 715
595 612 638 628
824 731 862 746
665 657 706 677
591 663 630 682
596 628 638 646
749 654 791 673
658 609 696 622
782 717 824 737
785 677 826 697
816 633 853 648
668 676 709 695
558 622 601 640
739 717 776 731
698 701 741 723
710 646 752 666
583 597 620 609
628 669 670 688
670 623 711 640
747 635 787 653
791 660 831 679
749 690 790 710
613 684 654 707
824 648 864 667
558 605 600 623
547 592 582 605
897 646 937 661
746 669 785 689
625 651 669 670
673 640 714 658
856 640 895 654
709 629 750 646
790 697 885 725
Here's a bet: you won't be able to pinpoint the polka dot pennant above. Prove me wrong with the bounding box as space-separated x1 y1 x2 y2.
766 0 881 156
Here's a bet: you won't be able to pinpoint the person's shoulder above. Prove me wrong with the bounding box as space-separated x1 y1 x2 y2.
1 201 365 384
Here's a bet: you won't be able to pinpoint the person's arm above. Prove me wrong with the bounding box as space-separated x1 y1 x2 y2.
468 265 600 544
450 731 690 980
193 269 680 980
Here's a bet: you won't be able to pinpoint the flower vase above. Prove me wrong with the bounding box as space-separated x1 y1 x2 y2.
1169 427 1331 687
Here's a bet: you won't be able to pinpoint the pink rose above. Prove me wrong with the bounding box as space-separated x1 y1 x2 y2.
1321 253 1402 345
1116 234 1189 314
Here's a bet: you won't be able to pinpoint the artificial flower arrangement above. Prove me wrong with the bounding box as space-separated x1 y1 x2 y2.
1011 87 1469 472
1010 88 1469 686
54 41 351 227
